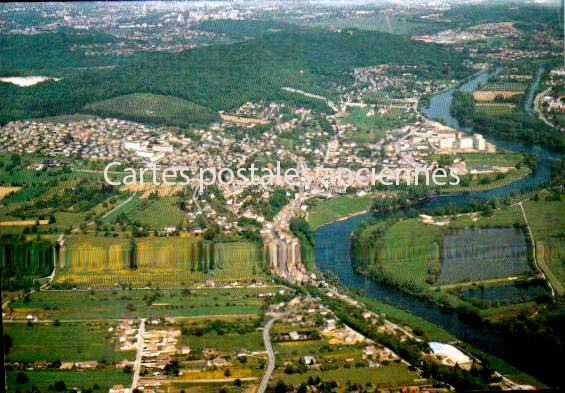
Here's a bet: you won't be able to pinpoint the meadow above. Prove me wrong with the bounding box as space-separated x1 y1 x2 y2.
6 370 131 392
8 287 276 320
307 194 375 229
4 322 134 362
180 331 265 353
522 196 565 296
342 107 410 143
272 363 421 388
475 103 515 114
373 219 442 289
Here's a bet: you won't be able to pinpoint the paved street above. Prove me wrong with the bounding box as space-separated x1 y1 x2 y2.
131 318 146 390
256 313 287 393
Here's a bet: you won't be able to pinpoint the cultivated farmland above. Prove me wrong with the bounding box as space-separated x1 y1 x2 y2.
7 287 277 320
53 236 266 288
437 227 531 285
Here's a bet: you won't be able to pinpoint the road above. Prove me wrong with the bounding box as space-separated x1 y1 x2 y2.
70 191 137 233
256 313 286 393
131 318 146 391
516 202 557 297
101 191 137 219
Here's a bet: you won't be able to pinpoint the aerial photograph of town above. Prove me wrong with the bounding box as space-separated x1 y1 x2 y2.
0 0 563 392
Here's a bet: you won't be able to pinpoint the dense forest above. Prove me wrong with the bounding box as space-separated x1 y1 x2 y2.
0 27 471 126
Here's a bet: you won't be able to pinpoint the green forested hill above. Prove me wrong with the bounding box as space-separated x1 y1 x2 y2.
0 28 470 126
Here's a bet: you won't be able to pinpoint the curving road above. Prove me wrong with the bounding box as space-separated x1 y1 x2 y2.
256 313 286 393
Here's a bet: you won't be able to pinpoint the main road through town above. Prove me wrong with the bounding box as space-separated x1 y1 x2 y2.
256 313 287 393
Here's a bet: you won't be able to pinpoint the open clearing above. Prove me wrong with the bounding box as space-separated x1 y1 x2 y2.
342 106 409 143
0 219 49 226
0 76 61 87
220 113 270 125
307 194 375 229
0 186 21 200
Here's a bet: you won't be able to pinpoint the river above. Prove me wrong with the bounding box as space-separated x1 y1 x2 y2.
314 66 559 383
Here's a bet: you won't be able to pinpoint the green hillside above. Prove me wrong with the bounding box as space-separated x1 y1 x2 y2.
84 93 220 127
0 28 471 125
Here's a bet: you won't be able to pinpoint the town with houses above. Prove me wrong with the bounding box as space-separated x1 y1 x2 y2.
1 1 564 393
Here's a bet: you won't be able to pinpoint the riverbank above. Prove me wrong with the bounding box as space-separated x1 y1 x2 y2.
306 194 376 230
308 282 545 388
313 64 563 387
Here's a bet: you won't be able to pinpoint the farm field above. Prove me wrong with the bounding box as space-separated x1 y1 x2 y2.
374 219 442 290
473 91 521 101
459 281 548 308
475 103 515 114
127 195 188 228
84 93 220 127
522 197 565 295
438 227 531 285
7 287 277 320
270 321 422 390
480 82 528 91
356 203 531 293
6 370 132 392
272 363 421 388
54 236 266 288
4 322 134 362
180 331 265 353
159 381 256 393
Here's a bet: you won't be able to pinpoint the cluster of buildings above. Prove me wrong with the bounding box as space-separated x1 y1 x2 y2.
415 22 520 45
351 64 457 104
0 118 172 162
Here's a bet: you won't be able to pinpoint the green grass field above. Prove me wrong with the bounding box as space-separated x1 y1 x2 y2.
84 93 220 126
128 196 187 228
480 82 528 92
342 107 409 143
522 197 565 295
376 219 442 289
4 323 134 362
7 370 131 392
307 195 375 229
9 287 276 320
475 104 514 114
180 331 265 352
272 362 420 388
